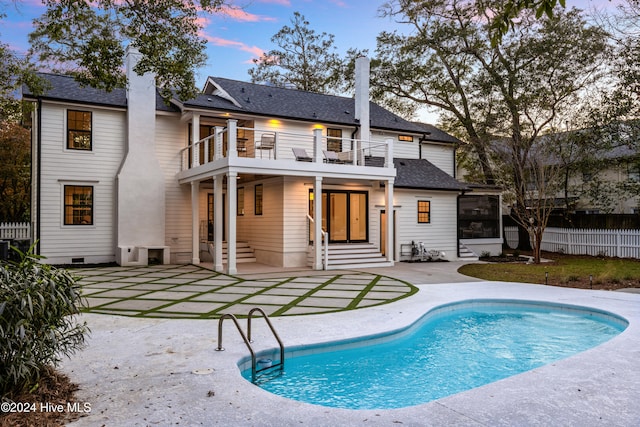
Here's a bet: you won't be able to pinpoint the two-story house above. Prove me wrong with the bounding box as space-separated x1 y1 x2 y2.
23 48 495 273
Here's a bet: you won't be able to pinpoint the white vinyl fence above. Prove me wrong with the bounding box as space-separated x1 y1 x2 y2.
0 222 31 240
504 226 640 259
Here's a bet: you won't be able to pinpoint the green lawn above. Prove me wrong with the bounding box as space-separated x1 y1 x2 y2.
458 253 640 288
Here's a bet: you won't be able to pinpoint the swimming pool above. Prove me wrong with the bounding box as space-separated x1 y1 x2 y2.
240 300 627 410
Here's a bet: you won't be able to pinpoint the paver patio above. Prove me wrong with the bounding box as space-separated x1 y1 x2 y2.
75 264 418 318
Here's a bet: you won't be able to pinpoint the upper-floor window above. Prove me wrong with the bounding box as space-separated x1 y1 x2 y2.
398 135 414 142
628 163 640 182
67 110 92 150
255 184 263 216
64 185 93 225
417 200 431 223
327 128 342 152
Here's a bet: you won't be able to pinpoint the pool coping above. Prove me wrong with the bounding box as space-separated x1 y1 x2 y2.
64 281 640 426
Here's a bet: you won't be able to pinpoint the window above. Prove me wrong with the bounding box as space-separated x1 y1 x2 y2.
628 163 640 182
417 200 431 223
327 128 342 152
64 186 93 225
237 187 244 216
458 195 500 239
255 184 263 216
67 110 92 150
398 135 414 142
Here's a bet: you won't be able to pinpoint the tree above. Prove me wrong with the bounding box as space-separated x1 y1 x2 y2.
0 121 31 222
29 0 225 102
374 0 609 262
248 12 342 93
490 0 566 44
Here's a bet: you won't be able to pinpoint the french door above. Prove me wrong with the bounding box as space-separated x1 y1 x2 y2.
311 190 368 243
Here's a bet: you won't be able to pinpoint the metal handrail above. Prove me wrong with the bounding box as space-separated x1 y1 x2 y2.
247 308 285 372
215 313 258 381
215 309 285 383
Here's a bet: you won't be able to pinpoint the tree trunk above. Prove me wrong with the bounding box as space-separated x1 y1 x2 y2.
517 223 532 251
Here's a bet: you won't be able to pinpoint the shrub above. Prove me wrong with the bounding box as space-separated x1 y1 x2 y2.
0 244 88 397
480 251 491 258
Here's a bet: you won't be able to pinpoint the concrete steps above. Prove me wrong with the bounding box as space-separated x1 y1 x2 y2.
308 243 392 269
206 241 257 263
458 242 479 261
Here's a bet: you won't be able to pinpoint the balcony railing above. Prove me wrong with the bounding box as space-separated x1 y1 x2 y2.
179 119 394 172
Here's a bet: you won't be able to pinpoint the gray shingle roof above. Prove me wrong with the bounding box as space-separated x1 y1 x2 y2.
21 73 179 112
190 78 459 142
22 74 459 144
393 158 468 192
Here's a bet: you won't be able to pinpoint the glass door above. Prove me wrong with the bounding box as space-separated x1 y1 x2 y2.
310 190 368 243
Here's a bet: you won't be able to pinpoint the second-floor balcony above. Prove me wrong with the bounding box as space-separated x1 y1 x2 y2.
177 119 396 183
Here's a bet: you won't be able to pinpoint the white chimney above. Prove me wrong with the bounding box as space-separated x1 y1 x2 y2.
116 46 167 265
354 56 370 142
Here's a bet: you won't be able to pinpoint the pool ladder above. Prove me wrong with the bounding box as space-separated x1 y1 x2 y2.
215 307 284 383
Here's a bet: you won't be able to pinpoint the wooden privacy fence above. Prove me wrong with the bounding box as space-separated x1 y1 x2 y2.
0 222 31 240
504 226 640 259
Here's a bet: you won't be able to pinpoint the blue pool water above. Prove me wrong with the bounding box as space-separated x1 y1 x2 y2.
241 300 627 410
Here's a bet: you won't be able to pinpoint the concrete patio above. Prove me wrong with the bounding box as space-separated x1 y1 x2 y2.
62 262 640 426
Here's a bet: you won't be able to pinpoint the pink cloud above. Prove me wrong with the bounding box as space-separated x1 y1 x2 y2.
218 5 277 22
329 0 348 7
204 35 265 58
255 0 291 5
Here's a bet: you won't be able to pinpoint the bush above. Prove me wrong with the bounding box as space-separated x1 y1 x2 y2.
0 244 88 397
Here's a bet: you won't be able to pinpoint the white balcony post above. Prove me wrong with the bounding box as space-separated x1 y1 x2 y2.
214 175 224 271
385 177 395 264
313 128 322 163
191 181 200 264
227 119 237 159
214 126 223 159
314 176 323 269
385 137 394 168
226 171 237 275
192 114 200 167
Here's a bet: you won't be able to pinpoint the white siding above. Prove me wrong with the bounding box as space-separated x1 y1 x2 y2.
238 177 285 264
282 178 309 251
39 103 125 264
421 143 455 176
393 190 459 260
390 138 419 159
156 115 193 263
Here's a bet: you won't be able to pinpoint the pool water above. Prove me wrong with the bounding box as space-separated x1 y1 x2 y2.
242 301 626 410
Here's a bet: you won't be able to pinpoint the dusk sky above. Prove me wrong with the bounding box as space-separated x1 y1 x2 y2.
1 0 622 123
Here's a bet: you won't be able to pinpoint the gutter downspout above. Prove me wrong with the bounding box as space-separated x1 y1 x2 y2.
418 132 431 160
36 99 42 255
351 125 360 151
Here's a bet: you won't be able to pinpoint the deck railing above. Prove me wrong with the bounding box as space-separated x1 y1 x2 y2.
179 120 394 172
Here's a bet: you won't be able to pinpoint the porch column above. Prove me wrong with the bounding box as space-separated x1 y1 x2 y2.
313 176 323 270
192 114 200 167
227 119 237 159
385 137 394 168
313 128 322 163
191 181 200 264
214 175 224 271
385 177 395 264
226 171 238 275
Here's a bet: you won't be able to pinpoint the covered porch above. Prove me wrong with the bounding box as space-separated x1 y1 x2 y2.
176 118 396 274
